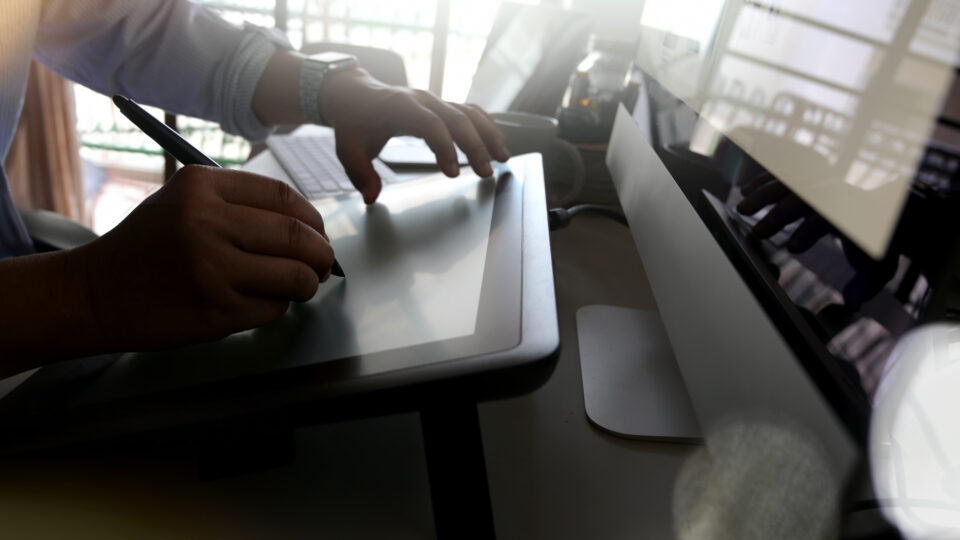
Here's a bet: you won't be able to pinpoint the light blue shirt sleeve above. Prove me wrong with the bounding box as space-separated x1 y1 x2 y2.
33 0 293 142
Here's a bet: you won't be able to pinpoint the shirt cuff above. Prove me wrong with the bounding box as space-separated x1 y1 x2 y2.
219 23 292 142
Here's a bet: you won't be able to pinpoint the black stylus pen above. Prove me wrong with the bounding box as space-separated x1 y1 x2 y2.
113 94 344 278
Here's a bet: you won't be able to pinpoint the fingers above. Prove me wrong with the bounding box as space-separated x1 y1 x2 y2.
234 296 291 329
389 90 509 178
325 85 509 201
785 214 831 253
750 196 810 239
336 135 383 204
414 97 495 177
207 167 328 241
737 179 790 215
229 251 323 303
428 100 494 177
740 171 776 198
224 205 335 278
391 98 461 177
458 103 510 162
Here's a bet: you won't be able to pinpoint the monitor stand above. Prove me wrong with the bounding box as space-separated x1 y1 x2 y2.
577 305 701 442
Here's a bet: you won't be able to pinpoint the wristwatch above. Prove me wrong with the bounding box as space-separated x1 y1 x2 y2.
299 52 359 126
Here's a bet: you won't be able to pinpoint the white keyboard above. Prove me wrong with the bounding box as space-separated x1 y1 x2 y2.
266 134 401 199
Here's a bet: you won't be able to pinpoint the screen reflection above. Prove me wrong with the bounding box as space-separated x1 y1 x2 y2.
636 0 960 259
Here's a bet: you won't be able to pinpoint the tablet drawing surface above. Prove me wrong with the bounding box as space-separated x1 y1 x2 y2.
305 172 496 360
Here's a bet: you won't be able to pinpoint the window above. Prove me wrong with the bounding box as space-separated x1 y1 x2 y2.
76 0 542 178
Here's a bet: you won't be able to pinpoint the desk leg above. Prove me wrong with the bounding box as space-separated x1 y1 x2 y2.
421 402 496 540
196 419 296 480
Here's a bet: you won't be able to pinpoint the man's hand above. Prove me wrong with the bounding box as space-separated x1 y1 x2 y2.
320 69 511 204
736 171 831 253
69 165 335 351
253 51 510 204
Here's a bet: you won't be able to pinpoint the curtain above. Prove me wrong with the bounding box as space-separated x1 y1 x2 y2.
5 61 84 222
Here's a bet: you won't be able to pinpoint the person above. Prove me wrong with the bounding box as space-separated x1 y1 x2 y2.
0 0 510 372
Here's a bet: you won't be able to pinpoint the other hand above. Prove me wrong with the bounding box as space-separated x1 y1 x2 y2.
320 69 511 203
736 172 831 253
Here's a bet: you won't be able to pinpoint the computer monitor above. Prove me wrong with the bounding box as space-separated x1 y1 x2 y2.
606 0 960 484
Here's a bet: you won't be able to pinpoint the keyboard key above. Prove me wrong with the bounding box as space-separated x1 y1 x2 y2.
267 134 401 199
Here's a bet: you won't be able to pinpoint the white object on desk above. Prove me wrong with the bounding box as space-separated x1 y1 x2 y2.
378 136 468 167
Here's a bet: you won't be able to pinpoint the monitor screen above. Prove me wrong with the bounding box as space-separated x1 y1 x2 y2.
632 0 960 435
636 0 960 259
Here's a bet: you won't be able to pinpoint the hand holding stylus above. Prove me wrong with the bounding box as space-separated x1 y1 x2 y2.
69 164 336 350
50 97 344 352
113 94 343 276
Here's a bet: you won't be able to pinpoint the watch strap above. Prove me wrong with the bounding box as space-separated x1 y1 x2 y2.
299 55 358 126
299 59 327 125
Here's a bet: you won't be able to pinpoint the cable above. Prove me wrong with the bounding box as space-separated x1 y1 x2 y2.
551 138 586 207
548 204 628 231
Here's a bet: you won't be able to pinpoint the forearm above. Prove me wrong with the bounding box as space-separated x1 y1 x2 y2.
251 49 306 127
0 250 104 376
